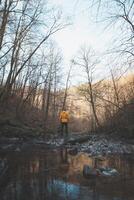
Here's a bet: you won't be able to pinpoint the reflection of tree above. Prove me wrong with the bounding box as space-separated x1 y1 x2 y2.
79 178 99 200
60 148 68 164
91 178 99 200
38 153 48 200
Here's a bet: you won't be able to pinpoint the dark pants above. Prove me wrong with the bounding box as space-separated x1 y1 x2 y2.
61 122 68 136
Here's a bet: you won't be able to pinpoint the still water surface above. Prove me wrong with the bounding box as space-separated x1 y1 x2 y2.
0 148 134 200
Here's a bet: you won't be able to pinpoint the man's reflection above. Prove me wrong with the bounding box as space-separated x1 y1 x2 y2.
30 158 40 173
60 148 68 164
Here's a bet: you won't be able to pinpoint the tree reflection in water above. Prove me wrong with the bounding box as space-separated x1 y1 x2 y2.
0 149 133 200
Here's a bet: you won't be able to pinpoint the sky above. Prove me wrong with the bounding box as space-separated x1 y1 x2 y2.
48 0 116 85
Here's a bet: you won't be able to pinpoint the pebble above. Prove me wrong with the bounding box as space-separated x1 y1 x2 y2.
77 137 134 156
44 135 134 156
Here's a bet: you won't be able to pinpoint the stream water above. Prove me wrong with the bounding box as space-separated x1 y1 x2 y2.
0 148 134 200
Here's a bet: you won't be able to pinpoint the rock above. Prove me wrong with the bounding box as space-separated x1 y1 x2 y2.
2 144 14 150
15 147 21 152
46 138 64 147
83 165 100 178
101 171 112 176
0 159 8 186
75 134 134 156
107 150 111 154
68 147 78 155
94 156 105 162
0 159 8 171
99 167 119 177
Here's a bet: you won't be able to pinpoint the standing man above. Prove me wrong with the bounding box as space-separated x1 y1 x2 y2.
59 108 69 137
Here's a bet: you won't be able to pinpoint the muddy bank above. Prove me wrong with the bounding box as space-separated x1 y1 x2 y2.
0 118 44 138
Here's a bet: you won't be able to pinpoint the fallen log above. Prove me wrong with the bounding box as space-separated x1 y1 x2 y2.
64 134 91 145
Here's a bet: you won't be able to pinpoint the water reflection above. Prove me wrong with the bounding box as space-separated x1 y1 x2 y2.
60 148 68 164
0 149 134 200
30 158 40 173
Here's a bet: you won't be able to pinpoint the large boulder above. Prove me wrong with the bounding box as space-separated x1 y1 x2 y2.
83 165 119 178
99 167 119 176
83 165 100 178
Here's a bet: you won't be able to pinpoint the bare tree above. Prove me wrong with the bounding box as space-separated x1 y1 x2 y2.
41 45 62 130
0 0 68 104
89 0 134 59
62 63 73 110
74 46 101 129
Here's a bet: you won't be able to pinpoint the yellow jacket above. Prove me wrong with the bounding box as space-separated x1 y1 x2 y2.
60 111 69 123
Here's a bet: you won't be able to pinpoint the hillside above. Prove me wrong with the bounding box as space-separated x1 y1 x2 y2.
0 74 134 138
65 74 134 136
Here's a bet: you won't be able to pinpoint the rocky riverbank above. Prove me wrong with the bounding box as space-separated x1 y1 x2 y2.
77 135 134 156
45 134 134 156
0 133 134 156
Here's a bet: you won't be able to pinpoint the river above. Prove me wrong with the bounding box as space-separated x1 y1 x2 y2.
0 147 134 200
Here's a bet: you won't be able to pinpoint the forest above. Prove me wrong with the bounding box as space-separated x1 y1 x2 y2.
0 0 133 139
0 1 134 200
